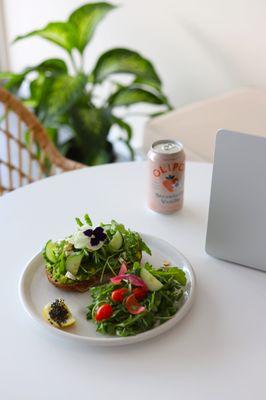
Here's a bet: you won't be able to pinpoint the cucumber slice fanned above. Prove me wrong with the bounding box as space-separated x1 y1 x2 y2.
109 231 123 251
66 253 83 276
45 241 57 263
140 267 163 291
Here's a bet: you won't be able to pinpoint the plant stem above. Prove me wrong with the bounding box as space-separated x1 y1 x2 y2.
69 52 79 74
117 312 147 328
79 54 85 73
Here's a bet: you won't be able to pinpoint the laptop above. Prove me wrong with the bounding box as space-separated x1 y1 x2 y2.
206 129 266 271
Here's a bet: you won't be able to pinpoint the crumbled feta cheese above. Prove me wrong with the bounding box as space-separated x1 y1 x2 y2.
65 271 76 280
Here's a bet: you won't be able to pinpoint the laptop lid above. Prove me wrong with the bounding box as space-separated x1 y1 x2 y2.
206 129 266 271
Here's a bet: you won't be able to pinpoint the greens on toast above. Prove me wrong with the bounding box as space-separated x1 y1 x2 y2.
43 214 151 292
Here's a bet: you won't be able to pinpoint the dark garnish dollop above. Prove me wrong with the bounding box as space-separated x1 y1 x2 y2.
49 299 69 326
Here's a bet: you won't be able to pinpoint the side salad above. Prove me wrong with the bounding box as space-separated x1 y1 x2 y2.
43 214 151 290
87 261 187 337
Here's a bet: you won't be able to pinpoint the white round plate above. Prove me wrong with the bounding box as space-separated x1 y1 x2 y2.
19 234 196 346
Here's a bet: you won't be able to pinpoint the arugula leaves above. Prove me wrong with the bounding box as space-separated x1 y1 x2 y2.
75 217 83 227
87 263 187 336
75 213 92 227
43 215 151 285
84 214 93 226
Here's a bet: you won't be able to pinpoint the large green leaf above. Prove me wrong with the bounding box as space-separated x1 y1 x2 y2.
0 72 16 80
69 105 112 164
14 22 76 53
30 73 46 103
92 48 161 86
0 72 26 93
44 74 87 120
111 115 132 141
108 87 167 107
133 76 162 91
29 76 54 121
46 126 59 144
0 58 69 99
0 59 67 93
69 2 116 53
22 99 39 108
34 58 68 74
112 116 134 160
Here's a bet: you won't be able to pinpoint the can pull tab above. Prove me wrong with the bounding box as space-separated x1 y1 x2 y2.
163 143 176 152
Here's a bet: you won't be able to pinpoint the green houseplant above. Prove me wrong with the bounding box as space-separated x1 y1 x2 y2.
0 2 171 165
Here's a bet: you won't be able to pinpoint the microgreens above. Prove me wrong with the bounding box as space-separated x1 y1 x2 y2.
43 215 151 287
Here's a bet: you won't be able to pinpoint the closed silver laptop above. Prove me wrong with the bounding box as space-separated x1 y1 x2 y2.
206 129 266 271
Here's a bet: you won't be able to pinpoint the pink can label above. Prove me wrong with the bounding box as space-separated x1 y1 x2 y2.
148 161 185 213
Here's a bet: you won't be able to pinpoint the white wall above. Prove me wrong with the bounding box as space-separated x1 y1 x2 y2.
3 0 266 146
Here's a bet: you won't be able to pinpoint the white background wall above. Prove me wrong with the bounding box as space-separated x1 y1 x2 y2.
2 0 266 146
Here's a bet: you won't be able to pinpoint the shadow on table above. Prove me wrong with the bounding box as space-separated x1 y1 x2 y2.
39 285 231 370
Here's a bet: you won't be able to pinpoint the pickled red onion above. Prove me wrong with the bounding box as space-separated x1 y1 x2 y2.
118 262 128 275
110 274 146 287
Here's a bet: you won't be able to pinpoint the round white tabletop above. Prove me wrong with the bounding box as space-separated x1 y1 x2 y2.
1 161 265 400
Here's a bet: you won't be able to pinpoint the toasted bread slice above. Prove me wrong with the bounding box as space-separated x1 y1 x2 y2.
45 270 112 292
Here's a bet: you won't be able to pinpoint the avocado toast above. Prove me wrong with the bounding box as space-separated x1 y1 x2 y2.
43 214 151 292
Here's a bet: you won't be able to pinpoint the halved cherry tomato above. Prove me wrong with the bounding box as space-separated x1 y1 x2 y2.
95 304 113 321
111 288 128 302
124 294 146 315
133 286 148 300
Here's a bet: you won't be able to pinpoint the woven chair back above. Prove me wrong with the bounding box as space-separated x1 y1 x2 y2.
0 87 83 195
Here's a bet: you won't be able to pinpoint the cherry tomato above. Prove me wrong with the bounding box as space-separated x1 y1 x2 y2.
124 294 146 315
95 304 113 321
111 288 128 302
133 287 148 301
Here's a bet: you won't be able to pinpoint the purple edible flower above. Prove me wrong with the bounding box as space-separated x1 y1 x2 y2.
91 237 100 246
93 226 107 241
84 226 107 249
84 229 93 237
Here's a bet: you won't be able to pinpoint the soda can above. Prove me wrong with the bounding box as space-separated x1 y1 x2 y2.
147 139 185 213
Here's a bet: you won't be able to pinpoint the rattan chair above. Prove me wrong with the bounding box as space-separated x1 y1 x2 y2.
0 87 84 195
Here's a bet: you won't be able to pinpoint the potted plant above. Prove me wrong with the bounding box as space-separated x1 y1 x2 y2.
0 2 171 165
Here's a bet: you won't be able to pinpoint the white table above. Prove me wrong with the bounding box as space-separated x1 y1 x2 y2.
1 161 265 400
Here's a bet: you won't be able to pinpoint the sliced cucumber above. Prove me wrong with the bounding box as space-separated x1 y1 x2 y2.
109 231 123 251
140 267 163 291
45 241 57 263
66 252 83 276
